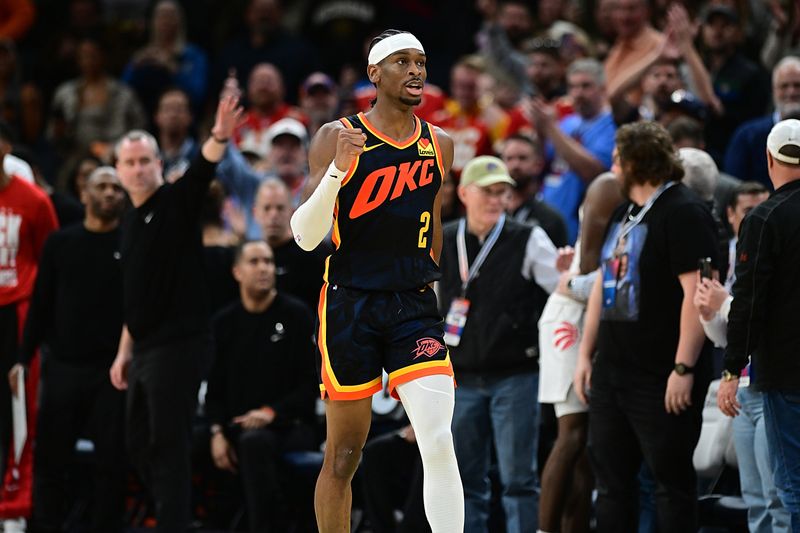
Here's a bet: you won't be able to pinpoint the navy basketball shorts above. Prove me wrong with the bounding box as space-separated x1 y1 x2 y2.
315 283 454 401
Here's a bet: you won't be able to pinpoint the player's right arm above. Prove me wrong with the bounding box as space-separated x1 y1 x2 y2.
291 121 366 251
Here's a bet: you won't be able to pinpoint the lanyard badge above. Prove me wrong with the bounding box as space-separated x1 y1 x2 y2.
444 215 505 347
444 297 471 347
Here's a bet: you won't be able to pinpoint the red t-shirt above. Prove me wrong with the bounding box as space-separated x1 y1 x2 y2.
0 176 58 306
233 103 310 157
431 102 493 176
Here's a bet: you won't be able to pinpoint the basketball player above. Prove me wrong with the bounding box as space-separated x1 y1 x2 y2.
291 29 465 533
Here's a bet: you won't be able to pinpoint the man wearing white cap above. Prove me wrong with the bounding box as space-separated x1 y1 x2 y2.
721 118 800 531
263 117 309 200
216 117 309 238
291 29 464 532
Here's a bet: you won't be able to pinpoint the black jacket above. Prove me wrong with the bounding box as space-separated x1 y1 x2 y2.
121 155 215 351
439 218 546 379
726 179 800 390
206 294 317 428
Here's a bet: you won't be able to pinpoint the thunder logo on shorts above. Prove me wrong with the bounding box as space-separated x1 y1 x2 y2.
315 112 453 401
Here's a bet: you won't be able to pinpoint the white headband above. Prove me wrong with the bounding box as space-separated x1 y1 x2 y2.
368 33 425 66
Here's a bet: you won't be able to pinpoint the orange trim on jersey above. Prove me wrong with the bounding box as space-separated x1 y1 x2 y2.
387 354 455 399
357 112 421 149
428 123 446 180
341 156 359 187
427 123 445 266
331 200 340 248
316 283 383 401
334 117 360 187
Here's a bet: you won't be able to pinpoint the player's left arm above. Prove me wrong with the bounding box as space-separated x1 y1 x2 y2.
432 126 454 264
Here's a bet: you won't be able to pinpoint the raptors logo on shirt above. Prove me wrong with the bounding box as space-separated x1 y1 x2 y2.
553 321 579 351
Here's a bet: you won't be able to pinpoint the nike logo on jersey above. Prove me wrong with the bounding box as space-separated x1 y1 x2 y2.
349 159 436 219
363 142 385 152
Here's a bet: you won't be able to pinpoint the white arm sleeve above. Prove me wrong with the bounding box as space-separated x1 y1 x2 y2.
290 163 343 251
521 226 560 294
699 294 732 348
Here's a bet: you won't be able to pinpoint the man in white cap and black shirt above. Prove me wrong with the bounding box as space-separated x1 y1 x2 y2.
720 118 800 532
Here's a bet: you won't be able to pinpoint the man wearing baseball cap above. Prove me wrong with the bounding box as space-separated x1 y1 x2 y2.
439 155 569 532
721 118 800 531
299 72 339 136
216 116 310 239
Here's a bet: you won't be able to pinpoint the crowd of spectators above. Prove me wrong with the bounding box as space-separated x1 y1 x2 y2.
0 0 798 531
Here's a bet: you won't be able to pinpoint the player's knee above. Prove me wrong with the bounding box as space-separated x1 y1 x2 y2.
417 425 455 462
329 444 362 480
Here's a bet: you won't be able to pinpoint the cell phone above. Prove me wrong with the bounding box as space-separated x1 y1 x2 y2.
698 257 713 280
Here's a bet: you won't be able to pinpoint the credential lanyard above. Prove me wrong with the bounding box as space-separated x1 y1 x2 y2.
456 213 505 295
615 181 677 246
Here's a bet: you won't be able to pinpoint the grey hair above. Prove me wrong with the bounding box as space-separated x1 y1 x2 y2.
773 56 800 84
679 147 718 201
114 130 160 159
773 56 800 118
567 58 605 85
257 176 291 197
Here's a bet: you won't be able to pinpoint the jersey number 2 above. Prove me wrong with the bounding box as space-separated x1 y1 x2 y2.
418 211 431 248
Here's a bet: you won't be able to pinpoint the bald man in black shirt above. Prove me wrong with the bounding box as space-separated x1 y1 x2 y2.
206 240 317 532
109 95 243 533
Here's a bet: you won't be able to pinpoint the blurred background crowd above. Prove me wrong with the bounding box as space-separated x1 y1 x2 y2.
1 0 797 235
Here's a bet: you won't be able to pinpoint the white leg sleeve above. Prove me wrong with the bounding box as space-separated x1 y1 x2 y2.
397 375 465 533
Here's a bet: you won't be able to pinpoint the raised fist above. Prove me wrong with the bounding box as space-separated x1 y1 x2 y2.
334 128 367 172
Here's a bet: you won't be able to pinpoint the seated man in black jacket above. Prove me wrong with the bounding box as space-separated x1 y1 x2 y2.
205 240 318 533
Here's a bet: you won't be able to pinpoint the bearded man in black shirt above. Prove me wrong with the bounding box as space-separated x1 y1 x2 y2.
109 95 243 533
574 121 719 532
9 167 127 533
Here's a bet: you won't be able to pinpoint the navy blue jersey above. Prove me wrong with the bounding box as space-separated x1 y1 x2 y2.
325 112 445 291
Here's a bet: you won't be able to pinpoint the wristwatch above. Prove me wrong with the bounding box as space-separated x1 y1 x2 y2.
721 370 739 382
674 363 694 376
